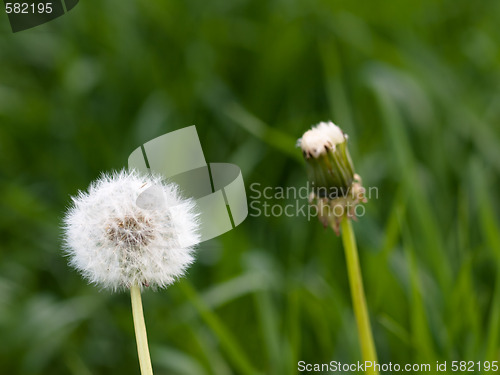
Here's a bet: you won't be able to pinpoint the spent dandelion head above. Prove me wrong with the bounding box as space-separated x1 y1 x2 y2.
297 121 367 233
63 169 200 291
298 122 379 370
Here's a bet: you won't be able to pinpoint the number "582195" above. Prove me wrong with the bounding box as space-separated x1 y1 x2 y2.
5 2 53 14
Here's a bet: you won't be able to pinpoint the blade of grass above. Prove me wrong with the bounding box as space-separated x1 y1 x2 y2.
254 290 283 375
470 159 500 360
399 214 437 362
222 101 302 162
285 287 301 375
373 188 407 310
448 185 481 358
371 80 451 291
378 313 411 347
319 40 357 153
150 346 207 375
178 280 261 375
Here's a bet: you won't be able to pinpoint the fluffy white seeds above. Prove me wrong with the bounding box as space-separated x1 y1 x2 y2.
63 170 200 291
298 121 346 158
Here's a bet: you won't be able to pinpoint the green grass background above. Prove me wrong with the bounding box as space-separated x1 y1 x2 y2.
1 0 500 374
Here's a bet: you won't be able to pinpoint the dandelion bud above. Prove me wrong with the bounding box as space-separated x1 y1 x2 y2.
298 121 367 233
298 121 354 197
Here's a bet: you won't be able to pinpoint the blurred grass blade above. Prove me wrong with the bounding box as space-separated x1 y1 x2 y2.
400 215 436 362
254 290 283 375
370 76 451 291
223 101 302 162
378 313 411 347
319 40 357 153
373 188 407 310
470 159 500 360
151 346 207 375
178 280 261 375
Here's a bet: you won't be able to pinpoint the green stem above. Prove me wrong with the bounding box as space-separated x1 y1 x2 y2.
130 284 154 375
340 218 379 375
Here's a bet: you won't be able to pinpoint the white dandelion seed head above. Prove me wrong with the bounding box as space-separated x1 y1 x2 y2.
63 169 200 291
297 121 346 158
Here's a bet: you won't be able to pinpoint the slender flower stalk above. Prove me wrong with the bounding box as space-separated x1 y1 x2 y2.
63 170 200 375
298 122 378 374
131 284 154 375
341 219 378 374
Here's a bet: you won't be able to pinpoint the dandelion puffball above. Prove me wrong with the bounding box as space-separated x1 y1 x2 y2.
63 170 200 291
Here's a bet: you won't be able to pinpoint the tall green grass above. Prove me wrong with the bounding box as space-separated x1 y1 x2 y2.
1 0 499 373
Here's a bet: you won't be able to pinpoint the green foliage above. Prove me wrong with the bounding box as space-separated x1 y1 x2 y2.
1 0 500 373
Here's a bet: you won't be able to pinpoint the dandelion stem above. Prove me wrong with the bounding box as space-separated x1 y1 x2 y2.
131 284 154 375
340 218 379 375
